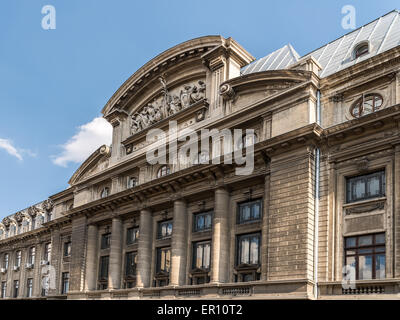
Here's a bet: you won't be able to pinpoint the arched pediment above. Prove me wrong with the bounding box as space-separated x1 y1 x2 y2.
69 145 111 186
101 36 254 124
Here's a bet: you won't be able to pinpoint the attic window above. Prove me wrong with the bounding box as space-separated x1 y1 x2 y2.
354 43 369 59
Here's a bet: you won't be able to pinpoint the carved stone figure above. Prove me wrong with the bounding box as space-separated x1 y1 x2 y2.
42 199 54 212
190 81 206 103
28 206 40 217
169 95 182 115
129 79 206 135
180 85 192 109
15 212 24 223
2 217 11 228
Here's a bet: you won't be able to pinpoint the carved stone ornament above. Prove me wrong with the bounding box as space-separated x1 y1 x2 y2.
2 217 11 228
126 144 133 155
99 145 111 156
14 212 24 223
195 106 208 122
28 205 40 217
346 201 385 215
220 83 235 100
130 78 206 135
357 157 369 172
42 199 54 212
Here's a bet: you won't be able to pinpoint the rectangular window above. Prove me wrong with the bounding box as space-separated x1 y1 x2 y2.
44 243 51 262
346 171 385 203
345 233 386 280
13 280 19 298
15 251 21 267
99 256 109 281
125 252 137 277
3 254 9 270
157 220 173 239
156 247 171 273
101 233 111 249
1 282 6 298
192 241 211 270
28 247 35 265
64 242 71 257
238 199 262 224
126 227 139 245
193 211 212 232
26 278 33 298
237 233 261 266
61 272 69 294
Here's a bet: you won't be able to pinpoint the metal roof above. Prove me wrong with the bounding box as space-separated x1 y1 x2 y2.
242 10 400 78
241 44 300 75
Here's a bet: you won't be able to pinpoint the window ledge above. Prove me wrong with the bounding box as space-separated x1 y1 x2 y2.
342 197 386 209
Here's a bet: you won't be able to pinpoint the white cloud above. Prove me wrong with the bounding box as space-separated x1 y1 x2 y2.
52 117 112 167
0 138 23 161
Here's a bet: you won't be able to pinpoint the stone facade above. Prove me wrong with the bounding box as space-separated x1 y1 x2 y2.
1 18 400 299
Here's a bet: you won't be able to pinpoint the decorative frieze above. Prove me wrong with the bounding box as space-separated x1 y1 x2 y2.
130 78 206 135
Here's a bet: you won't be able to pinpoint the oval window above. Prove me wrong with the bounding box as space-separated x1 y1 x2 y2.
350 94 383 118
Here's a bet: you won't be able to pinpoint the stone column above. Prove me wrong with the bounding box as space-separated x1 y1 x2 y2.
170 200 188 286
136 209 153 288
85 224 98 291
70 216 88 292
261 174 270 280
109 216 123 290
211 187 230 283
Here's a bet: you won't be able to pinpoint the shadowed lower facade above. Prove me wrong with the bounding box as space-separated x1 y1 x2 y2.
2 11 400 300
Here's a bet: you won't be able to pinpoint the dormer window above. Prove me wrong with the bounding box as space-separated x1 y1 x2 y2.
157 165 170 178
350 93 383 118
100 187 109 199
354 42 369 59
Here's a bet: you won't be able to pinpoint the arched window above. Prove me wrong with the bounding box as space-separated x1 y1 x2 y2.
157 165 170 178
350 94 383 118
128 177 137 188
354 42 369 59
100 187 109 199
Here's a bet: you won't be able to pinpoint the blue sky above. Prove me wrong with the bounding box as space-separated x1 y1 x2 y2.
0 0 398 219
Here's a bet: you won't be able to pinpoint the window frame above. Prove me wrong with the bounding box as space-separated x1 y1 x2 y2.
157 165 171 178
126 227 139 245
28 247 36 265
344 233 386 280
63 241 71 257
156 247 171 274
127 176 137 189
100 233 111 250
193 211 213 232
15 250 21 268
26 278 33 298
236 232 261 267
100 187 110 199
237 199 263 224
13 280 19 298
61 272 70 294
346 170 386 203
124 251 137 279
350 93 383 118
157 220 173 239
192 240 211 271
354 43 369 59
98 255 110 282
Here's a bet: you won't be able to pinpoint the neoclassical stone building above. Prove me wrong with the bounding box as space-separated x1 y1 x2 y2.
1 10 400 300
